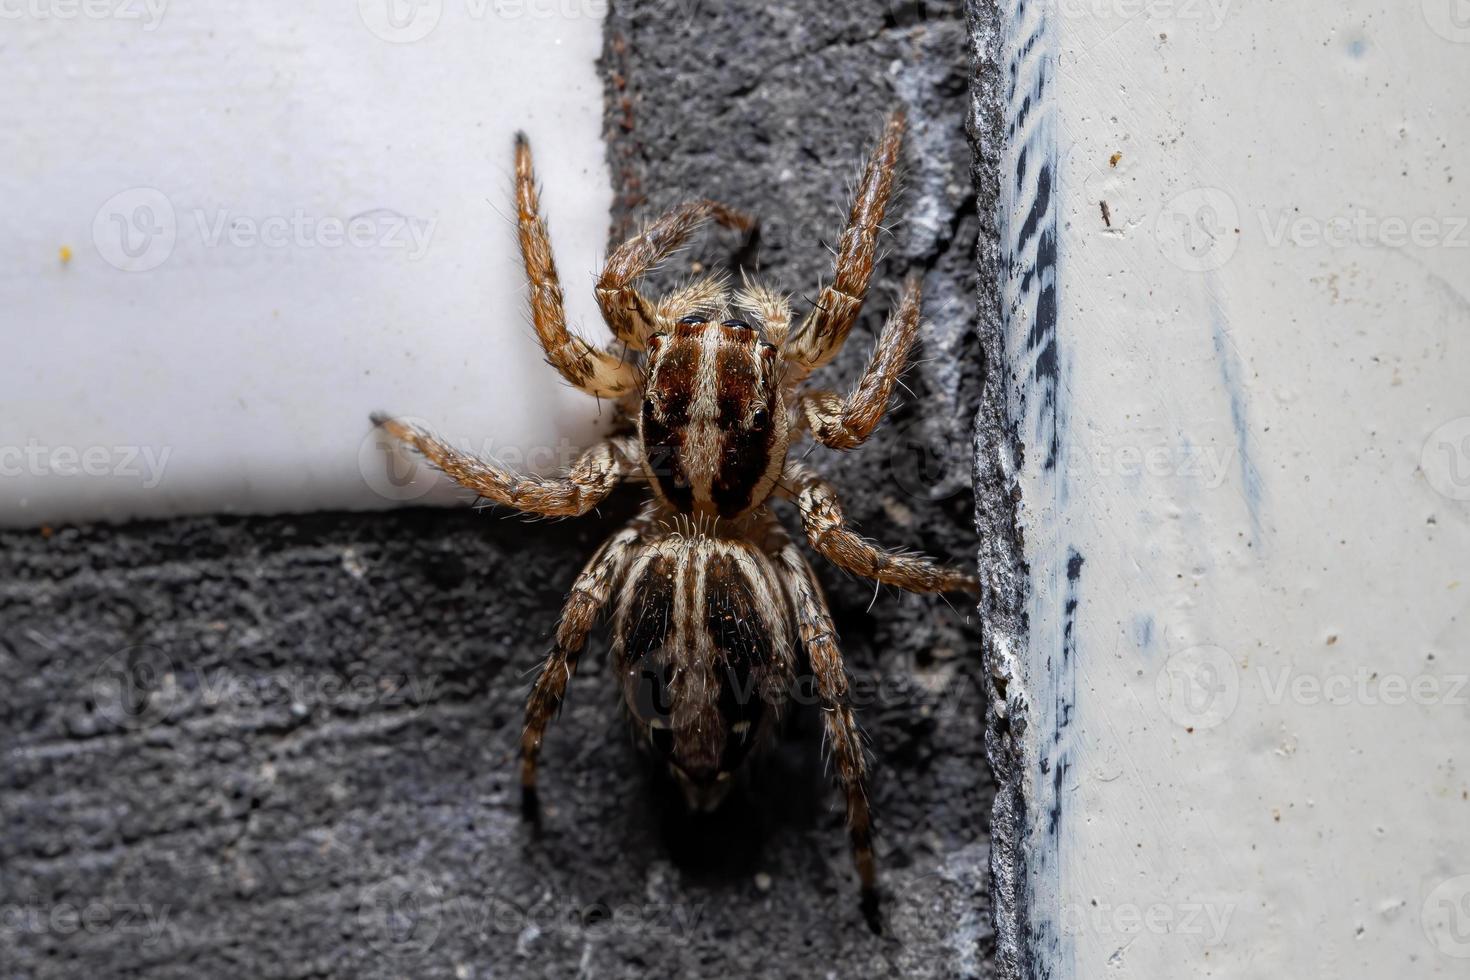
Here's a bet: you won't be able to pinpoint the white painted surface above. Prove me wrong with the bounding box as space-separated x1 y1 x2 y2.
1 1 612 527
1003 1 1470 977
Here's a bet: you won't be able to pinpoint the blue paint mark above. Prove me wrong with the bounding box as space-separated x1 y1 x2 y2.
1001 4 1072 976
1348 38 1367 58
1133 614 1154 651
1208 289 1265 545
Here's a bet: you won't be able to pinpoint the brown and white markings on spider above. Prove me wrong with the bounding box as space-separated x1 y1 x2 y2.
371 108 979 932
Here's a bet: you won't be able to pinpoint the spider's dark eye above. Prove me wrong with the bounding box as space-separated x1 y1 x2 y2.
751 408 770 429
721 318 751 330
642 397 656 417
678 314 708 325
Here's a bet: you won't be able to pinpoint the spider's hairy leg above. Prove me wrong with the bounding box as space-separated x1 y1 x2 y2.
734 272 794 345
797 272 922 450
770 534 881 932
778 462 980 595
521 524 643 820
596 199 754 349
371 414 638 517
514 132 637 398
784 109 906 383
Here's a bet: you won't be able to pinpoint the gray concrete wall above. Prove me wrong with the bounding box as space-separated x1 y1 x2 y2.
0 2 996 977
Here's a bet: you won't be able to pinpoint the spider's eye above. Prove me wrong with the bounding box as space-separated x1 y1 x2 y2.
751 407 770 429
642 397 656 417
678 314 708 325
721 318 751 330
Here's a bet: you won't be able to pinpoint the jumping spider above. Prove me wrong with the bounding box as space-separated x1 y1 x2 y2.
372 109 979 928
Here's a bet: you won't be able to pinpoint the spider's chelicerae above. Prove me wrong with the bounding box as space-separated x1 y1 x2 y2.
372 109 979 928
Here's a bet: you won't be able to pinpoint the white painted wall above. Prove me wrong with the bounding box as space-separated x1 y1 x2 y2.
1 1 612 527
1000 1 1470 976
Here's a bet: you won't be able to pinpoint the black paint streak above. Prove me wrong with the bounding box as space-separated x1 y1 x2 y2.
1045 755 1068 836
1056 549 1082 739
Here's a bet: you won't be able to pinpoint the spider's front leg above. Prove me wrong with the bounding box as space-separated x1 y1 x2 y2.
521 524 643 821
784 110 906 384
796 272 922 450
596 199 753 348
771 535 882 932
371 415 639 517
778 462 980 596
514 133 637 398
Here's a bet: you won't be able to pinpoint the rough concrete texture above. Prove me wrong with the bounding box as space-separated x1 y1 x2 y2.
0 2 995 977
961 2 1027 979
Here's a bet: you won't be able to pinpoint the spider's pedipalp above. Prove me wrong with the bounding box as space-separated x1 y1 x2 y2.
656 272 731 324
597 199 753 350
514 133 638 398
734 272 794 346
798 272 923 450
784 110 906 383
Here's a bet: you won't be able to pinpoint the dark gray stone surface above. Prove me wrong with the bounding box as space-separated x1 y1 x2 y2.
0 2 995 977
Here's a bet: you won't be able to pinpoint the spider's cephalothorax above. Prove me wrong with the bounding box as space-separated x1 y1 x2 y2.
639 315 790 519
372 109 979 930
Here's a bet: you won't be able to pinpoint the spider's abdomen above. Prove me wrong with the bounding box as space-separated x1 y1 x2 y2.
612 530 795 811
639 320 790 520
